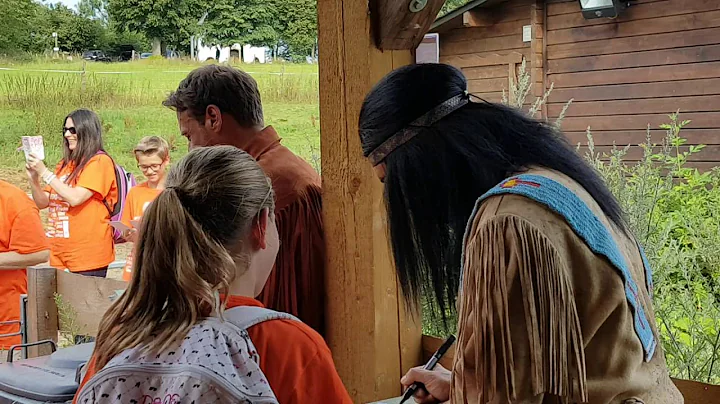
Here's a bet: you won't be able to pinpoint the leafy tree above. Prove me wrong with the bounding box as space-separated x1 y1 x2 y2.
77 0 109 26
105 26 150 55
107 0 203 52
274 0 317 60
439 0 472 16
48 4 107 52
0 0 50 53
199 0 278 48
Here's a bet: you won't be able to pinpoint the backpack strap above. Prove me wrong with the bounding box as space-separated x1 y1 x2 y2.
95 150 116 215
223 306 300 330
476 173 657 362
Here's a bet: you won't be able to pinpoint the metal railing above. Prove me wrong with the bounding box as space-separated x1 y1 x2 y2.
0 294 28 359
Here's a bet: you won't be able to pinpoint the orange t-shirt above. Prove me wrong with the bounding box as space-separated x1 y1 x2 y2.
46 154 117 272
74 296 352 404
0 180 49 349
119 182 161 281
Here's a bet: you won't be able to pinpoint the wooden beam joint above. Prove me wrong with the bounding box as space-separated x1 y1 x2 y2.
372 0 447 50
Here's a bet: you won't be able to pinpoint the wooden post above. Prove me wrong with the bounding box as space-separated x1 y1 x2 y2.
26 266 58 357
318 0 423 402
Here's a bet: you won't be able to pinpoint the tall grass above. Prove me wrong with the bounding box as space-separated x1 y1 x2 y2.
1 74 159 109
0 59 321 188
0 70 317 108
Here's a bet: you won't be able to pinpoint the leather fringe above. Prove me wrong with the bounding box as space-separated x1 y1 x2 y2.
456 215 587 403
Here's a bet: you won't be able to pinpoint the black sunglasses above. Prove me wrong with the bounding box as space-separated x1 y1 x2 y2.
63 127 77 135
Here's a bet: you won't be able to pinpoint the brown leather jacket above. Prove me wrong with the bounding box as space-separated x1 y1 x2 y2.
451 168 682 404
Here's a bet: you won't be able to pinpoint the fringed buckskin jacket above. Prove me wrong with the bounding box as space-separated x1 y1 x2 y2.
452 168 682 404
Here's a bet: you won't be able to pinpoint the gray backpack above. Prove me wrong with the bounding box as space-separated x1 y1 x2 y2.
76 306 298 404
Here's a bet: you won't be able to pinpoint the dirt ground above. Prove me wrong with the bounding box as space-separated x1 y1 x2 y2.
107 243 132 280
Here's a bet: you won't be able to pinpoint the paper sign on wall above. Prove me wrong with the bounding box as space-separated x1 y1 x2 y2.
416 33 439 64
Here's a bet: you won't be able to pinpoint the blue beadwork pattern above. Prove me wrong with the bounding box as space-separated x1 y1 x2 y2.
478 174 657 362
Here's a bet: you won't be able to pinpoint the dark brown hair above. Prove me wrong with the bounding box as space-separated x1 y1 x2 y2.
93 145 274 368
163 65 264 128
61 109 105 183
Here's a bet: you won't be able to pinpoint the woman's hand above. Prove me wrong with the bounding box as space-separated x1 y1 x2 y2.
25 153 48 177
26 167 40 184
124 228 138 243
401 364 452 403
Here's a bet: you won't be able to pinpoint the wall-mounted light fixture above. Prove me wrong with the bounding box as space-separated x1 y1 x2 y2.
579 0 629 19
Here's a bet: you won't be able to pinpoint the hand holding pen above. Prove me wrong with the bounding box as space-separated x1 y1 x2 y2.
400 335 455 404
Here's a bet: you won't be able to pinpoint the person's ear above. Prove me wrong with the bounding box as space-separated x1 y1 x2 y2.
205 105 223 133
251 208 269 250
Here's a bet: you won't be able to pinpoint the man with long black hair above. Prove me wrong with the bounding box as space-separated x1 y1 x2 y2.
359 64 681 404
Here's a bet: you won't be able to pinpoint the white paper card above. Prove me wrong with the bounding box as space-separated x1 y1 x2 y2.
21 136 45 160
110 221 131 232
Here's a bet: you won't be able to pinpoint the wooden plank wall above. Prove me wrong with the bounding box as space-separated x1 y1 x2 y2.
438 0 534 102
545 0 720 169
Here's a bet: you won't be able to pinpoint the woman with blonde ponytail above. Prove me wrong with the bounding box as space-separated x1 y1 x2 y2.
74 146 351 404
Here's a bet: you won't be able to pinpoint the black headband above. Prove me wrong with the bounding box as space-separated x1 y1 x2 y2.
367 92 470 166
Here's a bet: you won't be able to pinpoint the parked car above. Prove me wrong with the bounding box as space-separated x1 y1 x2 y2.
82 50 111 62
139 52 153 59
117 45 136 61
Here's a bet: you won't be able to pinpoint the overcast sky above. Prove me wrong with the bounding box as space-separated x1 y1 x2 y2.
57 0 80 9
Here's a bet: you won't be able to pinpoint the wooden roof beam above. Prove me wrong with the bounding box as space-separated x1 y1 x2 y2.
372 0 448 50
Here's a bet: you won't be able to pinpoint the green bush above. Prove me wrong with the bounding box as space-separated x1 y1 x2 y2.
585 114 720 383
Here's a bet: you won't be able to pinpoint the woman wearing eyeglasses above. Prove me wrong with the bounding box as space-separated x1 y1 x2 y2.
25 109 117 277
118 136 171 281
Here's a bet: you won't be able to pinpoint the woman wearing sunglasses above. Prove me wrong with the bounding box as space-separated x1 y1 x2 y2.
26 109 118 277
360 64 682 404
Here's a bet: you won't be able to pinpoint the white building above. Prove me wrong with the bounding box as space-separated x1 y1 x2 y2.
194 39 268 63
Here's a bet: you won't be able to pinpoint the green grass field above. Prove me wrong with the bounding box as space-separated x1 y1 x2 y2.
0 58 320 190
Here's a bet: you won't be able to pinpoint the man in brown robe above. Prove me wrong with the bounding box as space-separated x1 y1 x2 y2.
163 65 325 335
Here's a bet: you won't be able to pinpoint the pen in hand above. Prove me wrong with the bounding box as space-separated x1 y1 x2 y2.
399 334 456 404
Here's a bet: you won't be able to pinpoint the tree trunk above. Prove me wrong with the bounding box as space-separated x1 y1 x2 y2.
151 38 162 56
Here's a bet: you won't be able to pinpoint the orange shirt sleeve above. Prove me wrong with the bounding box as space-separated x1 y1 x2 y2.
250 319 353 404
10 207 49 254
76 155 117 205
286 343 353 403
